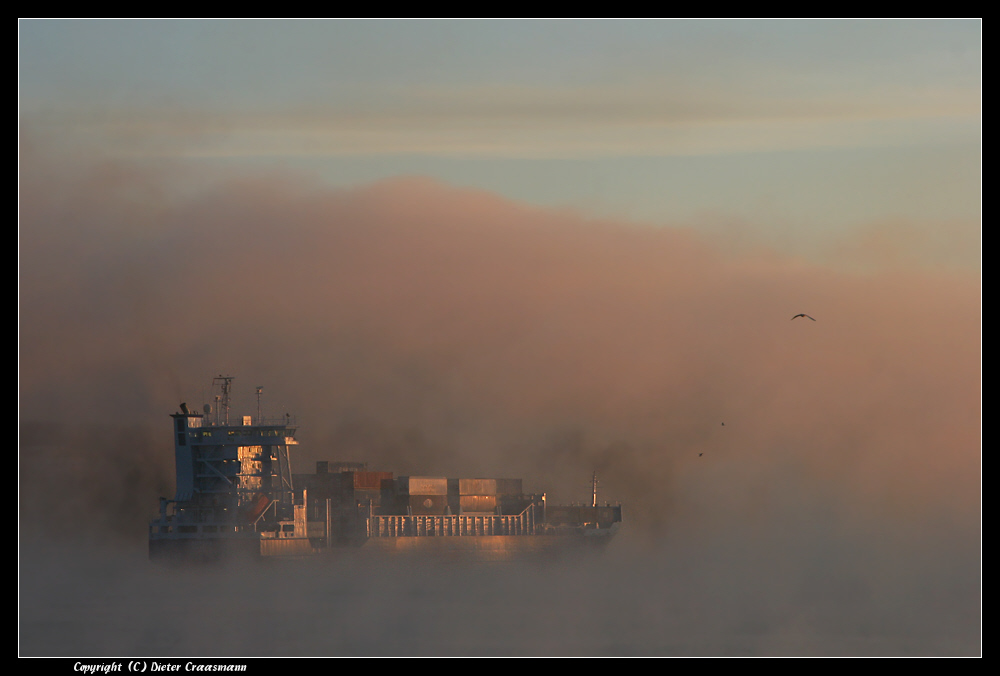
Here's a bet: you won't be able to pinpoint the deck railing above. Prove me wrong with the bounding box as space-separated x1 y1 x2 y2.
368 505 537 538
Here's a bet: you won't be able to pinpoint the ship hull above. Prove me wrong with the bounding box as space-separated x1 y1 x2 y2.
355 530 617 562
150 528 618 564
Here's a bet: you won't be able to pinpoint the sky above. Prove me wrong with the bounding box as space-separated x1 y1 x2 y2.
18 19 980 657
20 19 980 266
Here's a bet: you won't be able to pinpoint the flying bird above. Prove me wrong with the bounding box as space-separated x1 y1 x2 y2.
791 314 816 321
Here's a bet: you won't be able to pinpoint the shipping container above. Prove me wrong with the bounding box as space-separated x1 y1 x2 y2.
408 494 448 515
458 478 497 496
459 495 497 513
398 476 448 496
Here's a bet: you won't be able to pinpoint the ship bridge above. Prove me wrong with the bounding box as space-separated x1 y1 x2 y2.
150 378 299 556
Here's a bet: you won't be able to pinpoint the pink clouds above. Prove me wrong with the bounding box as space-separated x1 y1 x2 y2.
19 153 980 539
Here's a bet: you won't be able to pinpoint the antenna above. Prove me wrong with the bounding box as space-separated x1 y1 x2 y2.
256 386 263 424
212 375 234 426
592 471 598 508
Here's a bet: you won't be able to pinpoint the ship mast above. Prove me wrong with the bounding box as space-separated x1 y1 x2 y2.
213 375 234 425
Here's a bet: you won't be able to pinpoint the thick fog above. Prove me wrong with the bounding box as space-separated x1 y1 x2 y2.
19 143 979 656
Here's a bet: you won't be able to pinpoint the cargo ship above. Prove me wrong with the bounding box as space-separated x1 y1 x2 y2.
149 378 622 562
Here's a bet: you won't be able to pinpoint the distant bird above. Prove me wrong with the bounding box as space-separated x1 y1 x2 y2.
698 453 703 457
791 313 816 321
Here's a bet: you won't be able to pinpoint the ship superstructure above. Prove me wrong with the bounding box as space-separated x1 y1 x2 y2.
149 377 307 560
150 378 622 562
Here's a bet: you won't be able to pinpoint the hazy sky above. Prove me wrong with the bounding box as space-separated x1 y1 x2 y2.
18 20 980 656
19 19 980 267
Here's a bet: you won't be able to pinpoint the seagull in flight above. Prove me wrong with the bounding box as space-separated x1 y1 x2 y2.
791 313 816 321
